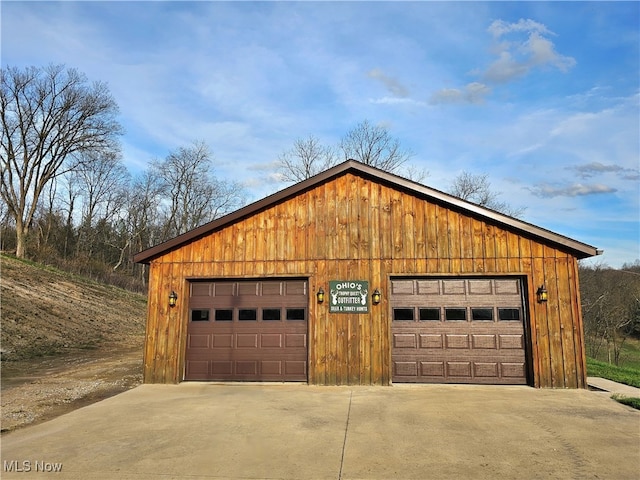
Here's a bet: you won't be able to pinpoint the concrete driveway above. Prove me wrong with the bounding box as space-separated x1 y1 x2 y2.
1 383 638 479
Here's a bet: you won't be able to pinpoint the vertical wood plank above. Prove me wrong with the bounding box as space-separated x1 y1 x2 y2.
557 257 577 388
436 204 450 272
380 184 392 259
337 175 349 260
448 208 461 273
460 214 473 273
531 240 550 387
425 201 438 261
314 260 327 385
369 181 381 261
570 257 588 388
545 255 563 387
391 188 403 260
495 226 508 273
472 218 485 273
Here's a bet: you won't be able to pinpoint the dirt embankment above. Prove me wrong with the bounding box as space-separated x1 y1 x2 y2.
1 255 148 433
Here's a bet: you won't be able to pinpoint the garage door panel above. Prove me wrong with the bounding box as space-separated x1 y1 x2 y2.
237 334 258 348
417 280 439 295
237 282 259 296
214 283 235 296
420 334 443 348
212 334 233 348
211 361 233 375
445 334 469 349
262 361 282 375
442 280 465 295
472 334 497 349
236 361 258 375
185 361 209 378
188 334 210 349
499 335 524 349
468 279 492 295
474 362 499 377
392 280 414 294
191 283 212 297
502 363 526 378
285 361 307 377
394 333 417 348
447 362 472 377
495 279 520 295
394 362 418 377
261 334 283 348
392 277 527 385
285 333 306 348
186 280 308 382
421 361 444 377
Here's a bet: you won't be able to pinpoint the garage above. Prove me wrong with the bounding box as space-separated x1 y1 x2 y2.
185 279 308 381
134 160 599 388
391 277 527 384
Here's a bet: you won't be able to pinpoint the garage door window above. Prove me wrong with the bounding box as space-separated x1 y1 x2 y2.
393 308 414 321
262 308 281 321
191 309 210 322
239 309 257 321
286 308 306 321
215 309 233 321
419 308 440 321
445 308 467 321
498 308 521 321
472 308 494 321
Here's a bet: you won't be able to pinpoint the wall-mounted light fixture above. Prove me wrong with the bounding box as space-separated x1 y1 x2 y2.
316 287 325 304
372 288 381 305
169 290 178 308
536 285 548 303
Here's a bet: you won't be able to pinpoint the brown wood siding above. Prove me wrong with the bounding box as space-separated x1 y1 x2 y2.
143 172 587 387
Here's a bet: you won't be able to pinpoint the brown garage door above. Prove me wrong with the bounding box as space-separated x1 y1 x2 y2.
391 278 528 384
185 279 308 382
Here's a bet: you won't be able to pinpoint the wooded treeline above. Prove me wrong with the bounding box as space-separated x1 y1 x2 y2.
0 140 245 292
579 262 640 366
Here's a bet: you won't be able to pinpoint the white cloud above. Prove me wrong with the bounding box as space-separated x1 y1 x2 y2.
528 183 617 198
568 162 639 180
488 19 552 38
482 19 575 84
429 82 491 105
367 68 409 98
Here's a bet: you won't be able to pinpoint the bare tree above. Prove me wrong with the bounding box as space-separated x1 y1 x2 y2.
339 120 413 173
277 135 338 182
153 141 246 238
580 262 640 365
448 171 525 218
74 151 130 257
0 64 122 257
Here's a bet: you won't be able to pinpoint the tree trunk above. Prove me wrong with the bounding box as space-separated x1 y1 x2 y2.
15 220 28 258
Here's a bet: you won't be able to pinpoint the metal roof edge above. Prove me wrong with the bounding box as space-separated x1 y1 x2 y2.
133 160 599 264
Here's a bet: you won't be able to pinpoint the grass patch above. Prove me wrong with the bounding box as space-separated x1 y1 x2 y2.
587 358 640 388
612 395 640 410
587 337 640 370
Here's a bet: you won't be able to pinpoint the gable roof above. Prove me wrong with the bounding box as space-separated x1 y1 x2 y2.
134 160 600 264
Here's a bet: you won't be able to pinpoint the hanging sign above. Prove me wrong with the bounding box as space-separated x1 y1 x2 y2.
329 280 369 314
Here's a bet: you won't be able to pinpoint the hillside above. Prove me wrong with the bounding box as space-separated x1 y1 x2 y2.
1 255 146 360
1 255 148 432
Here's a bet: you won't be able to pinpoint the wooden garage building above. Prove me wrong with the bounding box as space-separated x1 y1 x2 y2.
134 160 598 388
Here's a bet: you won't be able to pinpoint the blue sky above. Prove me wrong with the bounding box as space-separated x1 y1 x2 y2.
2 1 638 267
